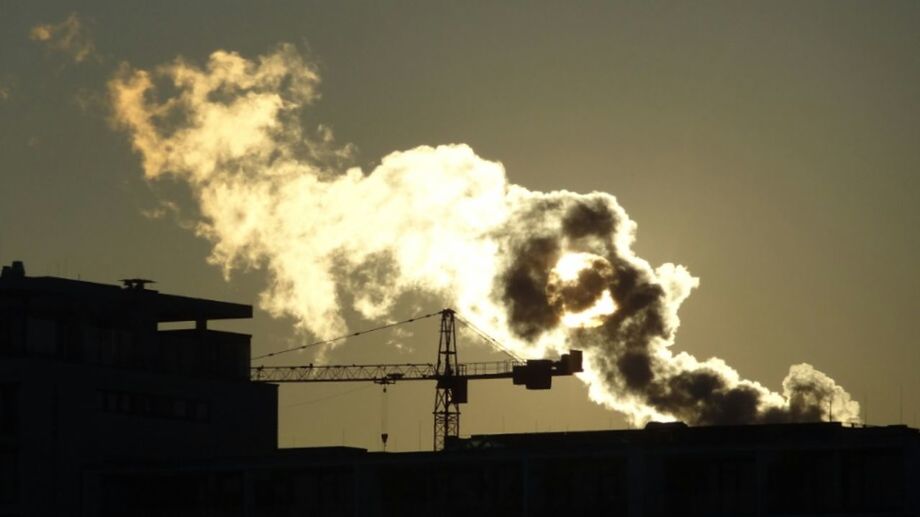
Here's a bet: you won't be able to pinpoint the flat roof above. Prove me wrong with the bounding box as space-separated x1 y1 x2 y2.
450 422 919 451
0 274 251 322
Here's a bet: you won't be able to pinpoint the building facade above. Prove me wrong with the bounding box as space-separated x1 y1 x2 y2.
0 262 277 517
89 422 919 516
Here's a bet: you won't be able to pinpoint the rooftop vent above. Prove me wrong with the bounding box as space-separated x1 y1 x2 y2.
0 261 26 279
120 278 156 290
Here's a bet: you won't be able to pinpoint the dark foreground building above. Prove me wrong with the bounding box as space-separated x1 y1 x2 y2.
0 262 276 516
89 423 918 516
1 262 918 516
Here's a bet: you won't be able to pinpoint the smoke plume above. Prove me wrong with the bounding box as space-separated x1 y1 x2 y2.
109 45 859 426
30 13 98 64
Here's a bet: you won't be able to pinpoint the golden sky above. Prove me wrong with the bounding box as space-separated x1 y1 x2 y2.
2 1 919 450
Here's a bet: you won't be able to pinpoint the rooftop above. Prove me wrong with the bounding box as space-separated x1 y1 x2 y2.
0 260 251 323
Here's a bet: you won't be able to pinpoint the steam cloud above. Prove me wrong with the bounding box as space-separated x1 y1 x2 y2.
30 13 97 64
109 44 859 426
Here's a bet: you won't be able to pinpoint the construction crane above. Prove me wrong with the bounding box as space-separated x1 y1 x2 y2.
251 309 583 450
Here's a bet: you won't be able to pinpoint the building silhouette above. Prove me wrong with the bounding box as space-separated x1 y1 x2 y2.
1 261 917 516
0 262 276 516
86 422 920 516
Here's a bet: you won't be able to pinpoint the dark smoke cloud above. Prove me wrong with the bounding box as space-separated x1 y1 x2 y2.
499 195 624 340
496 193 857 426
501 236 561 341
554 264 611 312
562 199 616 240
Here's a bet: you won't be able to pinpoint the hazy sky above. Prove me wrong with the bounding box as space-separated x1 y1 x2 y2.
2 1 919 450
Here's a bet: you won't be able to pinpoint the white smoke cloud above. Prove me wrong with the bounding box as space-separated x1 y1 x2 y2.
0 74 18 103
109 44 859 426
30 13 98 64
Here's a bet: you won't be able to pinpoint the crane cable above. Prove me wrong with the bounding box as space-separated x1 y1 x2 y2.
380 382 390 452
251 308 523 364
251 310 443 362
453 314 524 363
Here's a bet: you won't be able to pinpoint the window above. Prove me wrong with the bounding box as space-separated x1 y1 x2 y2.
173 400 187 419
0 451 18 503
194 401 209 422
25 318 57 356
98 389 210 423
767 450 837 514
0 384 18 437
661 455 756 516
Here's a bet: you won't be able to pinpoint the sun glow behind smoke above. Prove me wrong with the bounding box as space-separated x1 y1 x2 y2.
553 252 601 282
561 291 616 328
549 253 617 328
109 45 860 427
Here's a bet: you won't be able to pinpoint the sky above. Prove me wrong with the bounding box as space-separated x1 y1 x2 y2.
1 1 919 451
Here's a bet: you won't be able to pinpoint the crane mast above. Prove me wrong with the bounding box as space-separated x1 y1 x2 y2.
433 309 461 451
250 309 583 450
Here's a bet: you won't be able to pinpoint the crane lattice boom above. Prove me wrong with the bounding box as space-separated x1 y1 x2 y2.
250 309 583 450
250 360 522 383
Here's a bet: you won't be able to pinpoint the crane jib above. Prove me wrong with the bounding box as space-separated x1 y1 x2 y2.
251 350 583 387
248 309 583 450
